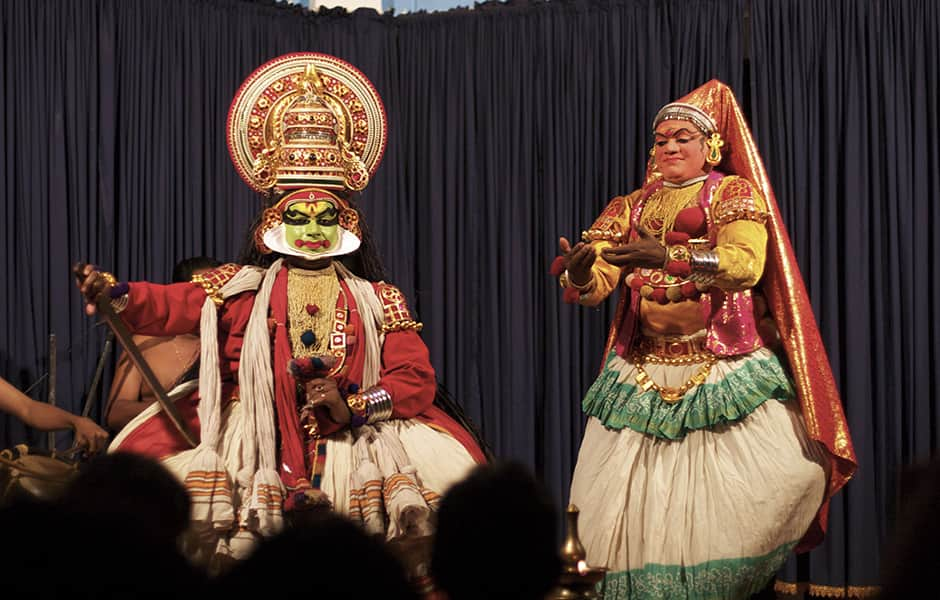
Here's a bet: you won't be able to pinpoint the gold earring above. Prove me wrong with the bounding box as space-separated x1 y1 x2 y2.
648 146 657 171
705 133 724 166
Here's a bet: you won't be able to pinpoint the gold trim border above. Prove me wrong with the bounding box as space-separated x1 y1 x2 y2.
775 579 881 598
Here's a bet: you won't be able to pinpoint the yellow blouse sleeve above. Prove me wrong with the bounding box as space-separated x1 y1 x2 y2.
572 189 642 307
709 176 770 290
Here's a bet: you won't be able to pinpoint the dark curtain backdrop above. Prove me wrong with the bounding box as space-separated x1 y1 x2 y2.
0 0 935 594
749 0 940 593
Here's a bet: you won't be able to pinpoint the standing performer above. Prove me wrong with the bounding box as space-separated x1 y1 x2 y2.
555 80 857 599
75 53 484 568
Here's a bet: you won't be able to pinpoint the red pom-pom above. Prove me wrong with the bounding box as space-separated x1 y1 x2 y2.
664 231 690 245
680 281 698 297
650 288 668 304
562 287 581 304
675 207 707 236
665 260 692 277
549 256 566 277
628 274 644 290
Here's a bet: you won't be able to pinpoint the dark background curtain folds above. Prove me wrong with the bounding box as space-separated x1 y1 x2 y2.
1 0 936 592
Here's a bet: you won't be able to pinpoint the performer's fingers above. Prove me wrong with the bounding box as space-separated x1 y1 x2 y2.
559 237 572 254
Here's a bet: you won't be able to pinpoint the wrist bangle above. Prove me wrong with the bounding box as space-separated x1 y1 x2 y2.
346 392 368 428
689 250 719 273
110 294 129 314
362 387 393 424
689 249 719 285
564 270 593 292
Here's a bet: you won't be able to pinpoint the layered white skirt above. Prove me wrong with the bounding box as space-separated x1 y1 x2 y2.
112 393 478 567
570 349 828 599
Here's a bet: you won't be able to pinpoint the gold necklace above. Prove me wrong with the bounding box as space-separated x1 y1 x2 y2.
639 182 703 243
287 264 341 358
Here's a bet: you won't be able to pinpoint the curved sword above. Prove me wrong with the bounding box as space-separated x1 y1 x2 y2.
94 295 197 448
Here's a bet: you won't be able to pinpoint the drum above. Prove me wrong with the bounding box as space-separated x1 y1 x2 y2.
0 444 79 505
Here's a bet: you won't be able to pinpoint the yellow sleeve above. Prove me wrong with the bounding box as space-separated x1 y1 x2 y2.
571 190 642 306
709 177 770 290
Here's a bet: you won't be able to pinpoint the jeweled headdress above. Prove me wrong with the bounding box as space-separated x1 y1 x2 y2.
652 102 717 136
228 52 387 194
227 53 387 257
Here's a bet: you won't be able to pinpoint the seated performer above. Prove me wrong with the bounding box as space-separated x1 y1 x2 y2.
554 81 857 598
104 256 221 432
0 376 108 453
74 53 485 567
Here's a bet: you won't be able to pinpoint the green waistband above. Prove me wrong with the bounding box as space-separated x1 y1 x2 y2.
582 350 794 439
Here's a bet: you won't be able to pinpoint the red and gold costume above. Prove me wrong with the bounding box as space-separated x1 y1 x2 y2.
561 81 857 599
108 53 483 570
113 272 484 475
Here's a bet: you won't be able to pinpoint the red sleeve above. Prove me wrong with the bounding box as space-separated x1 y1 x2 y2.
120 282 207 336
379 330 436 419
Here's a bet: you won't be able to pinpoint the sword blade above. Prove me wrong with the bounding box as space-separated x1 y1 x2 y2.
94 296 197 448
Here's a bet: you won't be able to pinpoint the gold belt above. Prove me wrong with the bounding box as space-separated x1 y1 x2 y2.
634 335 711 363
632 335 716 404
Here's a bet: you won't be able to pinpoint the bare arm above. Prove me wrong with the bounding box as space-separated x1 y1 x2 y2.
0 376 108 452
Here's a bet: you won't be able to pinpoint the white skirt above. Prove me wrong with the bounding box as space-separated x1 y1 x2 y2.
570 356 828 599
113 395 478 566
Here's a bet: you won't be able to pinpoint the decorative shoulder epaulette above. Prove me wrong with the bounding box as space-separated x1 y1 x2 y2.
376 284 423 333
191 263 244 306
712 177 768 227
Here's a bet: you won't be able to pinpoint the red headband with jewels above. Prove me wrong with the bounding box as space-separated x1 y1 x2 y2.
253 188 361 255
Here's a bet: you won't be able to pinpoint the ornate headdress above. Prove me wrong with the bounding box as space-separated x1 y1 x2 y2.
652 99 725 169
653 80 857 551
652 102 717 136
227 52 387 257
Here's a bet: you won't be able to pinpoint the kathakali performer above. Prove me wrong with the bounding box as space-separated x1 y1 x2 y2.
75 53 484 568
554 80 857 599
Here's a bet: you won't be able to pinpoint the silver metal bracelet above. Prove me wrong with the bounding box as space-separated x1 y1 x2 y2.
690 250 719 272
688 250 719 285
364 387 393 424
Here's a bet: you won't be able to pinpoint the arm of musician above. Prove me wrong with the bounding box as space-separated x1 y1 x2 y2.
119 281 208 336
103 350 147 432
0 377 109 452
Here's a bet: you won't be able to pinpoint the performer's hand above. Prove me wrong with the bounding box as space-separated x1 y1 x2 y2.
306 378 350 425
71 416 109 454
72 262 112 316
600 228 666 270
559 237 596 288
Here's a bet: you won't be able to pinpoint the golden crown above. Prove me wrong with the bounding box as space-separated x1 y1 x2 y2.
227 53 387 194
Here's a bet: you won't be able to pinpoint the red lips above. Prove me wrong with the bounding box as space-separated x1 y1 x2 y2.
294 239 332 249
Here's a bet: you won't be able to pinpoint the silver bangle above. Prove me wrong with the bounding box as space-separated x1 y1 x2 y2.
689 250 719 273
364 387 393 424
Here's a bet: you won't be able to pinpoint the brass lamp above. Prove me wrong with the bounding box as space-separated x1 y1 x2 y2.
549 504 607 599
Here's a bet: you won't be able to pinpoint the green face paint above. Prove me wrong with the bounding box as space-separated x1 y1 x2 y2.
283 200 341 255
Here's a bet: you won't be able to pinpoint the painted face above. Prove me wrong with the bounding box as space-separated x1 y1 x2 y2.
653 119 708 183
283 200 341 255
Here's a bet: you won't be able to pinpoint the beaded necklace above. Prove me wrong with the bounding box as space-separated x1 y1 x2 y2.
287 264 341 358
638 181 703 243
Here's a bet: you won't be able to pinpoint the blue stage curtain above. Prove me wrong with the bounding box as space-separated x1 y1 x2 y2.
8 0 938 594
749 0 940 595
